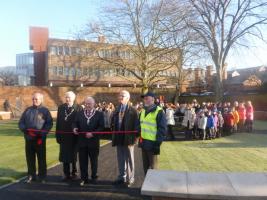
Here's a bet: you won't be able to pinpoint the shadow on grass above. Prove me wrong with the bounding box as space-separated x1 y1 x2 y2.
0 168 26 186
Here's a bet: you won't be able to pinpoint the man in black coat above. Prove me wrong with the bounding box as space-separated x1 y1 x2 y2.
112 90 139 187
73 96 104 186
56 91 82 181
18 92 53 183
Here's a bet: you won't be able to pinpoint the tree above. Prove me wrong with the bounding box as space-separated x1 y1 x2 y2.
83 0 183 94
184 0 267 100
0 71 18 86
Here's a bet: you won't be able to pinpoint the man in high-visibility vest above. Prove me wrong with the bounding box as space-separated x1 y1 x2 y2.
139 91 166 174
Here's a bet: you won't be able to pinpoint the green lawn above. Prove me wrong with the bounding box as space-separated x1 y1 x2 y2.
160 120 267 172
0 120 109 186
1 120 267 186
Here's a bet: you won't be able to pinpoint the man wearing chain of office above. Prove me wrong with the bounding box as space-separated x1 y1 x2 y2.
56 91 82 181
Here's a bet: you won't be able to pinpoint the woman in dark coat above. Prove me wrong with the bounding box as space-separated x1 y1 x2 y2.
56 91 82 180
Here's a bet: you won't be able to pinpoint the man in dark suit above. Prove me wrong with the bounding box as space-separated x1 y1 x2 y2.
73 96 104 186
56 91 82 181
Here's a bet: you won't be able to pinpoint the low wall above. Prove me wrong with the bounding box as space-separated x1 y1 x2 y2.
0 86 174 112
254 111 267 120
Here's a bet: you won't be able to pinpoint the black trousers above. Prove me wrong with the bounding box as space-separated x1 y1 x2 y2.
63 162 77 177
141 149 158 175
79 146 99 181
25 139 47 179
167 125 175 140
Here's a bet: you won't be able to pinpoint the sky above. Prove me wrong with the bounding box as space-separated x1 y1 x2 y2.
0 0 267 70
0 0 105 67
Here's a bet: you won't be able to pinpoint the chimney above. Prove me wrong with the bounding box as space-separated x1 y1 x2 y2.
206 65 213 81
29 26 49 52
98 35 106 43
194 67 201 83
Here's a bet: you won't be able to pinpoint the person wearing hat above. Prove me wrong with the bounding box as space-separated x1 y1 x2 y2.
139 91 166 175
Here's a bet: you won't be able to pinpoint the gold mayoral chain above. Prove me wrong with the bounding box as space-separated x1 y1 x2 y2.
84 109 96 125
64 108 75 121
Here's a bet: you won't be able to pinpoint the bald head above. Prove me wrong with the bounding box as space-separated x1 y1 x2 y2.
32 92 44 107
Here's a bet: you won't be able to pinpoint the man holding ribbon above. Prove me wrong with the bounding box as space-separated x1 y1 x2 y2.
112 90 139 187
56 91 82 181
73 96 104 186
18 92 53 183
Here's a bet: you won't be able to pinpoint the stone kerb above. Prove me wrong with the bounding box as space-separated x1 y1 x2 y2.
141 170 267 200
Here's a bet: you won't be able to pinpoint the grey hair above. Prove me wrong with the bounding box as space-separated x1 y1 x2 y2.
65 91 76 101
84 96 95 104
32 92 44 103
120 90 130 99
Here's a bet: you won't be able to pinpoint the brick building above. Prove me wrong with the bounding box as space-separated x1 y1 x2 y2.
30 27 180 87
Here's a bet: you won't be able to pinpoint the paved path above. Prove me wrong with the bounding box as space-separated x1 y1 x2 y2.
0 143 150 200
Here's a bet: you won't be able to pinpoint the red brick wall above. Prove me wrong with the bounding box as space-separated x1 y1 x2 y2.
0 86 174 112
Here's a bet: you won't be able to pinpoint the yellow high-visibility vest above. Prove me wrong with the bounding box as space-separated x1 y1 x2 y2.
140 106 162 141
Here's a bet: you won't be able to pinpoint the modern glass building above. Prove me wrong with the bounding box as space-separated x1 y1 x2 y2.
16 53 34 86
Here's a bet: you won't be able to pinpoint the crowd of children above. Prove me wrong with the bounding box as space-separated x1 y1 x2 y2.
89 99 254 141
164 100 254 140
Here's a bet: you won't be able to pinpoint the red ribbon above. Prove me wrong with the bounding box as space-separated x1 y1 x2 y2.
27 129 138 135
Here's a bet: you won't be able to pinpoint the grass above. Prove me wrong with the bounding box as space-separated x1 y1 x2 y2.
0 120 109 186
1 120 267 186
160 120 267 172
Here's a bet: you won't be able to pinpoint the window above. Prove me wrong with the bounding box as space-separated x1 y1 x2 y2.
69 67 75 76
86 48 92 56
71 47 77 56
109 68 115 76
58 66 63 76
64 67 69 76
76 48 81 55
98 50 104 58
88 68 93 77
29 55 34 64
83 68 88 76
50 46 57 55
64 46 70 56
129 51 134 59
76 68 81 77
58 46 64 55
52 66 57 75
95 68 100 77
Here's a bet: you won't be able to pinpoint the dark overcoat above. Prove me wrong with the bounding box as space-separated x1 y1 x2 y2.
56 103 82 163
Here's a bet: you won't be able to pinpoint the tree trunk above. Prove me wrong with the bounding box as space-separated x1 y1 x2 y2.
173 89 180 104
215 64 224 102
141 84 149 95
